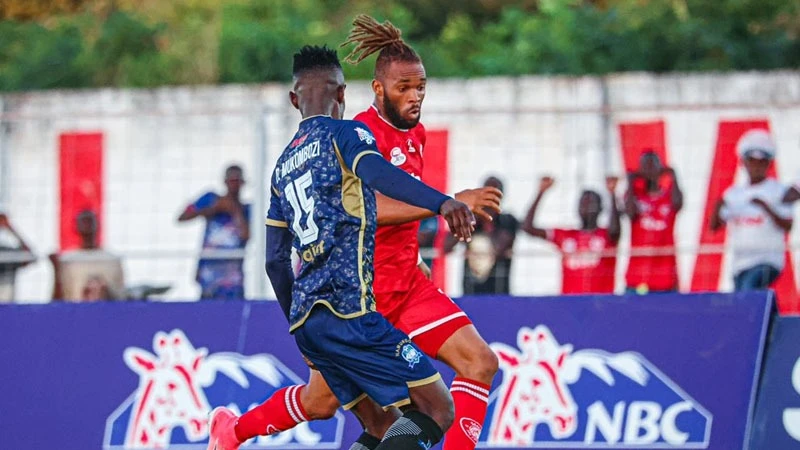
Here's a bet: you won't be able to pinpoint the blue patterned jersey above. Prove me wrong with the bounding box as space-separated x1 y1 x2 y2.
266 115 382 331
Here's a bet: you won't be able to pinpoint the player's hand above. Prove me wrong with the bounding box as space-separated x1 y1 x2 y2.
539 176 555 192
455 187 502 222
418 260 432 279
440 198 475 242
213 196 242 215
0 214 8 229
606 176 619 193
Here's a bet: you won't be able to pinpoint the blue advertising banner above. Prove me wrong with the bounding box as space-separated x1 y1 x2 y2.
0 292 770 450
749 316 800 449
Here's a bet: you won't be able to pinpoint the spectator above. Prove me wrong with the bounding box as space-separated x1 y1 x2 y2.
417 216 438 278
50 210 125 302
0 211 35 303
710 130 793 291
624 151 684 294
522 176 621 295
446 176 518 295
178 164 250 300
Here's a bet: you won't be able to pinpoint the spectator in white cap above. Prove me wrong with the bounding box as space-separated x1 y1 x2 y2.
710 129 794 291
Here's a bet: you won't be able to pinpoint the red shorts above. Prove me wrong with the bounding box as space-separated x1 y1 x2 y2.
376 269 473 357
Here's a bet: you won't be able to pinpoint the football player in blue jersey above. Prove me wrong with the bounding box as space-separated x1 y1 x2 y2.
208 45 475 450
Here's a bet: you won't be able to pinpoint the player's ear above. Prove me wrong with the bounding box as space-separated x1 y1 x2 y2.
371 79 383 98
289 91 299 111
337 85 346 105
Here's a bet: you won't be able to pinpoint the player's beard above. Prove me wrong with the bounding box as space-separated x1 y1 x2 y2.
383 96 420 130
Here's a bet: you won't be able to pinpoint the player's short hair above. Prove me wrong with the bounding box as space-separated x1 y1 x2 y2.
292 45 342 77
582 190 602 204
340 14 421 77
225 164 243 178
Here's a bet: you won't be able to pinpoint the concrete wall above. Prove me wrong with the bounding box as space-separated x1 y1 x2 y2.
1 71 799 302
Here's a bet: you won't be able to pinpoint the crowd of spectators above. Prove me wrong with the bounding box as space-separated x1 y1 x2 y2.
0 131 797 302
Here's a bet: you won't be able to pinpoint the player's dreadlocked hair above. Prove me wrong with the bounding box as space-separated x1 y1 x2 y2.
292 45 341 76
340 14 420 76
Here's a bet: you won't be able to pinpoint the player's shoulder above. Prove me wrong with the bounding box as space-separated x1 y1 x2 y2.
352 108 374 124
413 121 427 136
195 191 219 207
764 178 788 193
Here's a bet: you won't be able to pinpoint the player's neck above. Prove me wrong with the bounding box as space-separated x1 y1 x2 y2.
581 219 599 230
81 237 98 250
370 103 409 132
749 175 767 185
300 102 335 121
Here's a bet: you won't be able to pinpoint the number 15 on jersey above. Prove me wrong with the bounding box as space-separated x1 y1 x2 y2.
284 170 319 246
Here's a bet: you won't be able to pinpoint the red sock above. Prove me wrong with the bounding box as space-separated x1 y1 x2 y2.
444 378 491 450
234 385 309 442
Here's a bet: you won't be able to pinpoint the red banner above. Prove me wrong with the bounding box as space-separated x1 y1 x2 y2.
619 120 669 169
59 132 103 251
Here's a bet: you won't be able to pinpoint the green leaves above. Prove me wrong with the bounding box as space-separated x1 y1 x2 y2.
0 0 798 92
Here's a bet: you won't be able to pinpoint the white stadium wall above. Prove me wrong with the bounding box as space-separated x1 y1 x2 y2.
0 71 799 303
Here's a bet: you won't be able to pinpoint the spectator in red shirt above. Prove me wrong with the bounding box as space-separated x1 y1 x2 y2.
624 151 684 294
522 176 621 295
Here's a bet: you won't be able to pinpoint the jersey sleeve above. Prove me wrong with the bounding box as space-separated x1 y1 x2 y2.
265 183 287 228
193 191 218 210
332 120 382 174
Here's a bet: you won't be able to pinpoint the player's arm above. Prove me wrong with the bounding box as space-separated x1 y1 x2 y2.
376 187 502 226
784 184 800 204
607 176 622 244
336 123 475 240
752 198 793 232
178 193 218 222
709 198 727 231
624 172 641 219
264 189 293 319
521 176 553 240
664 167 684 212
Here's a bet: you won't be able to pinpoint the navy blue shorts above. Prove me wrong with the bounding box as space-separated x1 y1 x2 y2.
294 307 441 410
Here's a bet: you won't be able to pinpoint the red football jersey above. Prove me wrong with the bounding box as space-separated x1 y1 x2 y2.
354 106 427 293
549 228 617 294
626 188 679 291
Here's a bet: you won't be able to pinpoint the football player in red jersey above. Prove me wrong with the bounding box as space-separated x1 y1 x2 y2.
345 15 500 450
522 176 621 294
208 16 502 450
623 151 684 294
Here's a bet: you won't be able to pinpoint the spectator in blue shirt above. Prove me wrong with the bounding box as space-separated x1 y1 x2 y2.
178 165 250 300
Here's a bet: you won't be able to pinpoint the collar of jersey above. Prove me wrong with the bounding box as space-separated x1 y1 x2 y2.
370 104 409 132
300 114 331 123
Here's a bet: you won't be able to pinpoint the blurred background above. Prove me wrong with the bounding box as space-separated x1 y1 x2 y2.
0 0 799 306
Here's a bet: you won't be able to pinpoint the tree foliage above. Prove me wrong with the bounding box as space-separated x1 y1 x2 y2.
0 0 797 91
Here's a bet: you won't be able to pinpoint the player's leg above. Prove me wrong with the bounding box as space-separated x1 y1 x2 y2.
207 369 339 450
349 397 401 449
435 325 498 449
386 271 498 450
296 307 453 450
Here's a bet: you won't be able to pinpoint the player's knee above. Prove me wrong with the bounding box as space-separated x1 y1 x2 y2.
303 389 339 420
456 343 499 384
431 400 455 432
